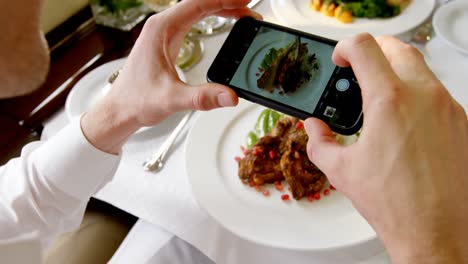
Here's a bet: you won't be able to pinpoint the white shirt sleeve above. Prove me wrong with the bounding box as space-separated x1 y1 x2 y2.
0 117 121 252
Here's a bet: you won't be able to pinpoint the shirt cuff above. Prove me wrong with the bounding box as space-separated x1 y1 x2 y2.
32 117 121 200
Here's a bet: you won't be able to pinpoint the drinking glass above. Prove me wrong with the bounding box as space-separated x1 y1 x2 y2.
143 0 178 12
144 0 203 70
191 16 234 36
90 0 151 31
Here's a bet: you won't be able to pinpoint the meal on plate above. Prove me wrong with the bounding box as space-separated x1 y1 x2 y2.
309 0 411 23
236 109 335 201
256 36 319 95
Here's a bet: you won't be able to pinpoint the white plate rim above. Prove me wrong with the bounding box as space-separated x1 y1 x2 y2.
185 100 376 251
433 0 468 55
270 0 436 40
65 58 186 134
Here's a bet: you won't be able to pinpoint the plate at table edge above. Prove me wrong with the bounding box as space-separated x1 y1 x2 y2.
270 0 436 40
433 0 468 55
65 58 186 134
185 100 376 251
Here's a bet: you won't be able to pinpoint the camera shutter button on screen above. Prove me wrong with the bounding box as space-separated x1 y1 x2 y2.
336 79 350 92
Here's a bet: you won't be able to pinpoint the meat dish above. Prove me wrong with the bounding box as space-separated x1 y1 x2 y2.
238 116 327 200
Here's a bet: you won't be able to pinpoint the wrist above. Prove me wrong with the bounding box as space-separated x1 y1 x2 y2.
383 233 466 264
81 96 140 154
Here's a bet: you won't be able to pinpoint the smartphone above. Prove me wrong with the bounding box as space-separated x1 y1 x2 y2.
207 17 363 135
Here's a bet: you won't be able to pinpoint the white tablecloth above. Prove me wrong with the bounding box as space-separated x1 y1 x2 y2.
42 1 468 263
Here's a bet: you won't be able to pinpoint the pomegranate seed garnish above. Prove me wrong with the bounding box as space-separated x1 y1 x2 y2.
275 181 281 185
324 189 330 196
275 184 284 191
314 193 321 200
330 185 336 190
240 146 246 154
281 194 290 201
235 156 241 162
269 150 276 159
263 190 270 196
295 122 304 130
253 147 264 156
255 185 262 192
307 194 314 202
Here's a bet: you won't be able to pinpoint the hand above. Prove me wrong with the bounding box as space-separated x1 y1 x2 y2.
81 0 262 154
304 34 468 263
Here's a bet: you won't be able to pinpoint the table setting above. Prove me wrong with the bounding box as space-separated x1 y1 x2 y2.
41 0 468 263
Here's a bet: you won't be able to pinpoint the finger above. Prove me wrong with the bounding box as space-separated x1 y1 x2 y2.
172 83 239 112
159 0 253 60
166 0 251 37
375 36 438 87
332 33 402 102
214 7 263 20
304 118 346 179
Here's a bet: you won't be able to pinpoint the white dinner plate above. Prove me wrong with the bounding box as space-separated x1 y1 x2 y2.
433 0 468 55
65 58 186 134
270 0 436 40
186 100 375 251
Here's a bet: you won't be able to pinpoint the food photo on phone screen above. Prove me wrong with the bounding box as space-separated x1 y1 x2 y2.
230 27 336 115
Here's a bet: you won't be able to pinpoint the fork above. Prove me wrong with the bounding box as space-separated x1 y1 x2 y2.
410 0 454 44
142 111 195 172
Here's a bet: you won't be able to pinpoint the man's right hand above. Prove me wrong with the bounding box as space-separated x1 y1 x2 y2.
304 34 468 263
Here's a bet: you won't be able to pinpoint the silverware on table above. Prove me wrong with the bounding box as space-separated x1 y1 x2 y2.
143 111 195 172
411 21 434 44
410 0 454 44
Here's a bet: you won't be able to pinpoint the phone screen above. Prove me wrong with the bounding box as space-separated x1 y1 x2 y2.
208 17 363 135
229 26 336 116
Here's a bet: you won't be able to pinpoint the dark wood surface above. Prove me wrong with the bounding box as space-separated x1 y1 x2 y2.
0 6 149 165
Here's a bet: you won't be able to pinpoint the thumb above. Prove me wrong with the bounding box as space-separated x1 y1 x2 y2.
304 118 345 178
176 83 239 111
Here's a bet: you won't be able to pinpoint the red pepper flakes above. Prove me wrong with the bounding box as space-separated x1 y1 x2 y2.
255 185 262 192
324 189 330 196
307 194 314 202
281 194 290 201
259 67 264 72
314 192 321 200
235 156 241 162
295 122 304 130
268 150 276 159
256 73 260 76
263 190 270 196
330 185 336 190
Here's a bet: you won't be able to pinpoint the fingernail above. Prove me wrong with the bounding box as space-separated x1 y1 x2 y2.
218 93 235 107
304 118 313 132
